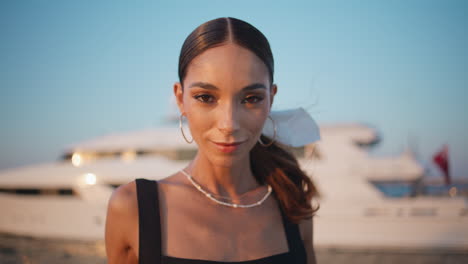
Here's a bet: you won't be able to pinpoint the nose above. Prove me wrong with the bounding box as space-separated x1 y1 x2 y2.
217 101 240 135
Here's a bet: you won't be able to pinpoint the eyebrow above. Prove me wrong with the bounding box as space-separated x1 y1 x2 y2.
188 82 267 91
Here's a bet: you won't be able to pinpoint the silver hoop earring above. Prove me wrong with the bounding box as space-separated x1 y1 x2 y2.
258 115 276 147
179 114 193 144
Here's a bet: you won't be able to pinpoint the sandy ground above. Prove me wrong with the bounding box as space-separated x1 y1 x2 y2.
0 234 106 264
1 233 467 264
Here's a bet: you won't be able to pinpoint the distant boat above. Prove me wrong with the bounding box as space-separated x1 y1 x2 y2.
0 124 467 250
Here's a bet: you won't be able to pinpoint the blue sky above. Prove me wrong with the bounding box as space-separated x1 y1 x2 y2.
1 0 467 179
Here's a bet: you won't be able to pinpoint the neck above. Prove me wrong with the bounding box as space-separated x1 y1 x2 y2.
185 152 260 200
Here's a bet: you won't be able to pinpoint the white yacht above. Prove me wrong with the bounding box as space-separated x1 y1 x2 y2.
0 124 467 250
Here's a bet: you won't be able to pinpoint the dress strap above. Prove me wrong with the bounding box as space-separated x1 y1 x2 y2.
136 178 161 264
278 204 307 263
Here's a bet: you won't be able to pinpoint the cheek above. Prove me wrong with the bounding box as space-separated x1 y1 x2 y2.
182 96 206 132
241 109 269 136
185 111 209 138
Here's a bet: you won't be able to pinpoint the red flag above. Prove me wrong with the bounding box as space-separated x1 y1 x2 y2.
432 145 450 185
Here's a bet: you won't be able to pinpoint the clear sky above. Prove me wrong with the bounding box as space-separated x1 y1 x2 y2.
1 0 467 179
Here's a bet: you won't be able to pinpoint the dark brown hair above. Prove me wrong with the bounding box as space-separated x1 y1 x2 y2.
178 17 319 223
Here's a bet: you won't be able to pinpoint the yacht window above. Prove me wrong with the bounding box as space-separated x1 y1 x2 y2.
0 188 75 196
410 208 437 217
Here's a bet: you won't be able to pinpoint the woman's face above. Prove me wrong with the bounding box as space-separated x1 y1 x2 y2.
174 43 277 167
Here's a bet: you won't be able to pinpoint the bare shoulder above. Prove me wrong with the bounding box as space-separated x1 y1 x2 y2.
108 180 138 214
105 180 139 235
105 180 139 264
105 180 140 239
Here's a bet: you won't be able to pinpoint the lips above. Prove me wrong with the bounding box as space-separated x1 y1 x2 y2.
214 141 244 146
212 140 245 153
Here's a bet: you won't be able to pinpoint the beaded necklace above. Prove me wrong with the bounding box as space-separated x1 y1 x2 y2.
180 169 272 208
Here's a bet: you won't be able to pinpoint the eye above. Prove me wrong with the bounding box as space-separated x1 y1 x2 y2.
194 94 215 104
243 95 264 104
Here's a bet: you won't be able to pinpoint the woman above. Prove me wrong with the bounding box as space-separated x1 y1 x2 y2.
105 17 320 264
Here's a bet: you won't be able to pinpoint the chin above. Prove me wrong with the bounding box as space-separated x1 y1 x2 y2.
209 156 241 168
206 152 249 168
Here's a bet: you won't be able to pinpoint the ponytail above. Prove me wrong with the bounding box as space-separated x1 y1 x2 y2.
250 135 320 224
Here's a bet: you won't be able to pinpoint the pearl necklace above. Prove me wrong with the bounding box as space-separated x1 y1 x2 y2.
180 169 272 208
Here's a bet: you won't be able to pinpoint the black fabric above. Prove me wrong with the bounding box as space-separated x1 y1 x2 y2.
136 178 162 264
135 178 307 264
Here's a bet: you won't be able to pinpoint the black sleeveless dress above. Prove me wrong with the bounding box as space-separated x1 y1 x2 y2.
135 178 307 264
